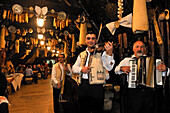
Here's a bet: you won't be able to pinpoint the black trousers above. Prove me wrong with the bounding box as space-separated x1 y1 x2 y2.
0 103 9 113
126 88 154 113
53 87 61 113
78 79 104 113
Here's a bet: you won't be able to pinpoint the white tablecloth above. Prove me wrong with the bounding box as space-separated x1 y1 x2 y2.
6 73 24 91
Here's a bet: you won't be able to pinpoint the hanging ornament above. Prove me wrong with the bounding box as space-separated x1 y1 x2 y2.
37 27 45 34
17 29 21 35
0 26 6 49
58 11 67 20
37 49 39 57
19 14 22 23
53 18 57 27
12 12 15 22
63 30 69 36
15 14 18 22
5 27 9 36
12 4 23 14
45 49 47 57
35 6 48 18
29 7 34 11
28 28 33 33
71 34 76 53
51 9 55 14
79 15 87 45
25 13 29 23
49 29 54 36
66 16 69 27
117 0 124 20
114 0 124 29
15 39 19 53
3 10 7 19
8 26 16 34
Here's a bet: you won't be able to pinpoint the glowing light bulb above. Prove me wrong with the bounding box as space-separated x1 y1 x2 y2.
40 41 44 45
37 18 44 27
38 34 43 39
52 50 55 53
47 46 51 50
58 38 62 42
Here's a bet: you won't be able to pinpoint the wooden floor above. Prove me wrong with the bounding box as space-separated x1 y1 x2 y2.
8 77 54 113
8 76 120 113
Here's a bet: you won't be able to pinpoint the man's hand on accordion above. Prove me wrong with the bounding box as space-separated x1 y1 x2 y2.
120 66 131 75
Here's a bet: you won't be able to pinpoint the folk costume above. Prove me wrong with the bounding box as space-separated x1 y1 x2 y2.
72 48 115 113
51 62 72 113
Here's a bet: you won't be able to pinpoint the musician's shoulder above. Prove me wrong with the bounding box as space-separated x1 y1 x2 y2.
121 57 132 61
80 51 87 57
53 62 59 66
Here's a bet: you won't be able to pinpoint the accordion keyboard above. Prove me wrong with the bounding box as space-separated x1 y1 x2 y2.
128 60 137 88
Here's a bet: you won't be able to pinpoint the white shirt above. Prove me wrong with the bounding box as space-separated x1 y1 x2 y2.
72 48 115 80
115 54 170 76
25 68 33 76
51 62 72 84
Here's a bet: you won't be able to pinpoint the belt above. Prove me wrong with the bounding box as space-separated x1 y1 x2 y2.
81 78 89 82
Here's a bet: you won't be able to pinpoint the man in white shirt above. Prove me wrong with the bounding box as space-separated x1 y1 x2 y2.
115 41 169 113
51 53 72 113
25 65 33 77
72 31 115 113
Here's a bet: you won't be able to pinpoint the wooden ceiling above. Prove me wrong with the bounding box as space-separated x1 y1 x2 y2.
0 0 169 66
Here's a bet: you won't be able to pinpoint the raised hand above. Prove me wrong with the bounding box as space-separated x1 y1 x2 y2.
105 41 113 56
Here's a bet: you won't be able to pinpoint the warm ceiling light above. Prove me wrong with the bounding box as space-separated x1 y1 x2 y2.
52 50 55 53
38 34 43 39
56 53 58 57
56 51 59 53
58 38 62 43
26 42 30 45
37 18 45 27
47 46 51 50
40 41 44 45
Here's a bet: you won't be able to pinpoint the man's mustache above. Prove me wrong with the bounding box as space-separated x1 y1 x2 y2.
137 50 142 53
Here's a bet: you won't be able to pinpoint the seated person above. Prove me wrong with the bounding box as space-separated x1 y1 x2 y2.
16 64 24 73
0 48 9 113
25 65 38 84
6 60 15 74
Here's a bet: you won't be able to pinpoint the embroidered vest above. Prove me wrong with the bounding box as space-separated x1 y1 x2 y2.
79 51 106 84
54 62 62 83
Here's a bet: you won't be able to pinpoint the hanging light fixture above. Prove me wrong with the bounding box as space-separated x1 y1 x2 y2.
56 53 59 57
47 46 51 50
35 6 48 27
12 4 23 14
37 18 45 27
56 51 59 53
40 40 44 45
52 49 55 53
58 38 62 43
38 34 44 39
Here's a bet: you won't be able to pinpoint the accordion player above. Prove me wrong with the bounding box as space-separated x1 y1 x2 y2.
128 56 163 88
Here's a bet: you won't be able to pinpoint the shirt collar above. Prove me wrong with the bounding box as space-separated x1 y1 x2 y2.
59 62 65 66
86 48 90 54
131 54 147 58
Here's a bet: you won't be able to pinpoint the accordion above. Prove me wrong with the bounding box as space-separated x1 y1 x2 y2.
128 57 162 88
